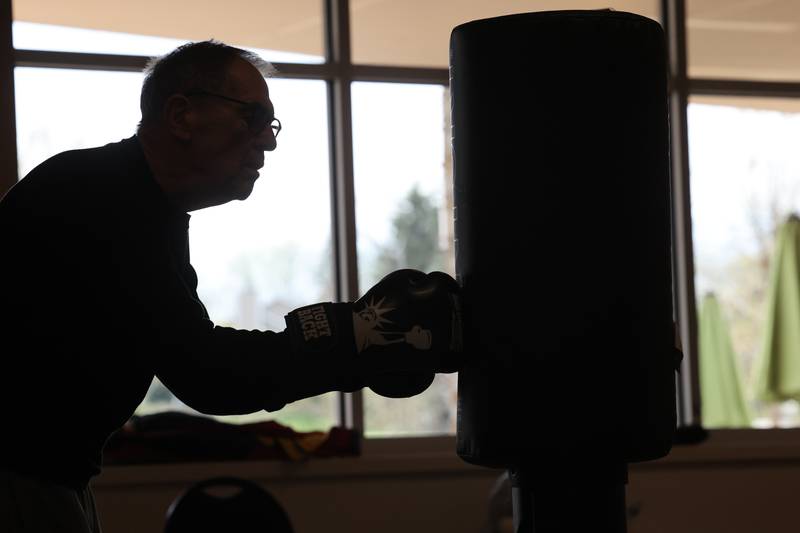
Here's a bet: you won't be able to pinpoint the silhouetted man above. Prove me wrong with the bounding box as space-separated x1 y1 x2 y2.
0 40 461 533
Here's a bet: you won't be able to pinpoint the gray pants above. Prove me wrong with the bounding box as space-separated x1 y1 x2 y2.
0 469 101 533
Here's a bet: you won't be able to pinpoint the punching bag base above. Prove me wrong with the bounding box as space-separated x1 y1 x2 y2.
510 461 628 533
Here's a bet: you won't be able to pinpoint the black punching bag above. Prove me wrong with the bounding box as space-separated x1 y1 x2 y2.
451 10 678 533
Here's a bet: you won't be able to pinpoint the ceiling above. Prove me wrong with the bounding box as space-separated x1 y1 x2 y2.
11 0 800 81
687 0 800 80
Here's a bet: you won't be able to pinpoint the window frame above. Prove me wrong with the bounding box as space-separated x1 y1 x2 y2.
3 0 800 457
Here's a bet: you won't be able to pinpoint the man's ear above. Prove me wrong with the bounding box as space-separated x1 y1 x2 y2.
163 94 193 141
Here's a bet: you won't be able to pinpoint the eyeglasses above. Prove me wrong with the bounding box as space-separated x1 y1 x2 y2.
184 89 281 137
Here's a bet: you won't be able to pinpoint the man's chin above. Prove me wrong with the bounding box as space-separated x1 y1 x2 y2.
233 180 257 201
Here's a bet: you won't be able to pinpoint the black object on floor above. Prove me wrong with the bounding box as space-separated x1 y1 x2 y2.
164 476 294 533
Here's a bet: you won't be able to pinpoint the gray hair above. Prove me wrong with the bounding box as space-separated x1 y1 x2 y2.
138 39 276 128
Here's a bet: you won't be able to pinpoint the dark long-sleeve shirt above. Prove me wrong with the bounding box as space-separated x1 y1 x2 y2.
0 136 359 489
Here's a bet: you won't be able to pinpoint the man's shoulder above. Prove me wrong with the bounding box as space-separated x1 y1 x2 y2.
5 136 143 209
24 136 138 183
0 136 156 235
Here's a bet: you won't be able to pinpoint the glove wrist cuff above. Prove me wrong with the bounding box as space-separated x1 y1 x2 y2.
285 301 356 355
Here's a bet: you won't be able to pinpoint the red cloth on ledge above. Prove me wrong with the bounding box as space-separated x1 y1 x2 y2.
103 411 360 465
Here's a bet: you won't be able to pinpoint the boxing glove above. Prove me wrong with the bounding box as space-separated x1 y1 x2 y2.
284 269 463 400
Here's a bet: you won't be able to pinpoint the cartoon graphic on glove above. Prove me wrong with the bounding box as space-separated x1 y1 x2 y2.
353 297 433 352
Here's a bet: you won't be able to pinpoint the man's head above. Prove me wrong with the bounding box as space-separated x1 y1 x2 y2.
138 40 279 211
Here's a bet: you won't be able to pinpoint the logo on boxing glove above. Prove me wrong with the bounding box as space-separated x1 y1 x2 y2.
295 304 333 341
353 296 433 354
285 302 345 353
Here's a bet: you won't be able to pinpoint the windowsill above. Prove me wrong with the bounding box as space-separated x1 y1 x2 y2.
639 427 800 468
94 428 800 489
94 435 497 489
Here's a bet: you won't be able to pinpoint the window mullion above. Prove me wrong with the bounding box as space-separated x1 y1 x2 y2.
689 78 800 99
1 0 17 195
325 0 364 434
662 0 702 428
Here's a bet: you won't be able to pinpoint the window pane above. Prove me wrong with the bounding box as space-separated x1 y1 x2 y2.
14 68 338 431
186 78 337 430
688 0 800 81
12 0 324 63
689 96 800 429
14 68 142 178
351 0 659 67
352 82 457 437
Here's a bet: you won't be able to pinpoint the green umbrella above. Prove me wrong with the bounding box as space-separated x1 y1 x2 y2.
699 292 752 427
753 214 800 403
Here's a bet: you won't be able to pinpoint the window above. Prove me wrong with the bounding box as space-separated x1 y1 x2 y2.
13 64 338 433
147 78 339 431
6 0 800 453
351 82 456 437
689 97 800 428
684 0 800 428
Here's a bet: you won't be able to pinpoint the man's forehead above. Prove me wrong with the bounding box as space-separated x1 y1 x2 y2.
226 58 271 103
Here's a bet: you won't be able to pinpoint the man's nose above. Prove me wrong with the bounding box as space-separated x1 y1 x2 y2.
255 126 277 152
